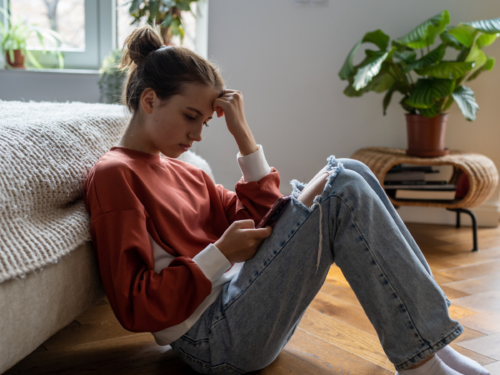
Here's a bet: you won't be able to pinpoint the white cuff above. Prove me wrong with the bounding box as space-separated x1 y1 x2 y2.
237 144 272 182
192 243 232 283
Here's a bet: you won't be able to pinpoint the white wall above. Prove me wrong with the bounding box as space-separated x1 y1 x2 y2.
198 0 500 227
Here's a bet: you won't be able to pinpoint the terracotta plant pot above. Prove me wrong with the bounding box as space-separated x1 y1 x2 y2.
5 50 26 69
405 113 450 157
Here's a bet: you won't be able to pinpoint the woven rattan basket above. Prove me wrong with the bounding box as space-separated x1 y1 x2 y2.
350 147 499 209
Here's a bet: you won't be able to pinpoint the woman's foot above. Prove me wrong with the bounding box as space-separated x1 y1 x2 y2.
437 345 490 375
396 354 463 375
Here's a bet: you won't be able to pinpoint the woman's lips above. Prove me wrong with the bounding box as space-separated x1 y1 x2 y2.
180 144 191 151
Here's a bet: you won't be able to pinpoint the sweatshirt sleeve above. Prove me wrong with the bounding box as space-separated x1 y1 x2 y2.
90 208 217 333
216 145 282 224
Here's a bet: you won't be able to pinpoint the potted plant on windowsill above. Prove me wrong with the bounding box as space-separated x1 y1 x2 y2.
0 6 64 69
338 10 499 157
98 49 127 104
127 0 199 46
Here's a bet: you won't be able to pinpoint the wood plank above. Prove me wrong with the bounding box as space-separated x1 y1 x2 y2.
456 333 500 361
440 247 500 267
74 303 120 325
440 260 500 280
32 345 47 353
309 291 377 336
453 326 488 344
327 264 349 286
484 361 500 375
4 334 183 375
285 329 394 375
433 272 465 285
448 305 477 320
425 255 463 273
443 274 500 295
452 291 500 314
458 310 500 335
298 308 393 371
439 285 470 300
258 350 334 375
41 318 137 350
447 345 498 366
320 279 362 307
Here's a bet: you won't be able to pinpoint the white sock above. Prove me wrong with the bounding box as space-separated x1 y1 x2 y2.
396 355 463 375
437 346 490 375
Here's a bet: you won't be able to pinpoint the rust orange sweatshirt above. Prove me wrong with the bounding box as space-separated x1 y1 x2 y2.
83 145 281 345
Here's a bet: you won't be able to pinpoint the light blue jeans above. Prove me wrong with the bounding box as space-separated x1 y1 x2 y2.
170 156 463 374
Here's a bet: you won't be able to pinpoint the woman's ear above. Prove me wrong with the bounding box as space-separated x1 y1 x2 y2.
140 88 156 115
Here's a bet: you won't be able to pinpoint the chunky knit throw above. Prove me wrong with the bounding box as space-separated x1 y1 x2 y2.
0 100 215 284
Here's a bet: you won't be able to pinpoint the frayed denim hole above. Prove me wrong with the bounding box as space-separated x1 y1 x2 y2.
290 178 315 213
290 178 307 199
290 194 312 213
324 155 345 189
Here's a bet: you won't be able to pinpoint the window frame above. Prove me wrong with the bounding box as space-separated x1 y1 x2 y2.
1 0 207 70
3 0 116 70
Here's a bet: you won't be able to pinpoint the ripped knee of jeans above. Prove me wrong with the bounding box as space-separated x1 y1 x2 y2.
289 155 345 212
325 155 345 188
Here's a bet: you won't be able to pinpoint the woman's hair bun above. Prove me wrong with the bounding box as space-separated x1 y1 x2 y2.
119 24 164 71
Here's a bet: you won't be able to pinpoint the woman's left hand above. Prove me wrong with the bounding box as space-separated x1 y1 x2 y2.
213 89 259 156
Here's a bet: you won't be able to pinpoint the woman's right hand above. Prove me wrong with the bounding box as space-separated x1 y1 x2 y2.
214 220 273 263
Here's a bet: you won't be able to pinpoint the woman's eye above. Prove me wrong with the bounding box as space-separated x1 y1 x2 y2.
186 114 209 127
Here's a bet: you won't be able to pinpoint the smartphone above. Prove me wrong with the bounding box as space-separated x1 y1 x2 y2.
256 195 292 229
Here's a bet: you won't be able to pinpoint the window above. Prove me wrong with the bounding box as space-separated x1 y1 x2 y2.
10 0 86 50
2 0 208 70
4 0 114 69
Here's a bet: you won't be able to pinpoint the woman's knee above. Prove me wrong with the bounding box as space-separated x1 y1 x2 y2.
339 158 381 187
339 158 371 175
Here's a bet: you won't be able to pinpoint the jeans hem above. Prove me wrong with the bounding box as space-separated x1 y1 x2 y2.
394 324 464 371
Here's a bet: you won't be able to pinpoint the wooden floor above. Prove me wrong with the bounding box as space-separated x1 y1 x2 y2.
6 223 500 375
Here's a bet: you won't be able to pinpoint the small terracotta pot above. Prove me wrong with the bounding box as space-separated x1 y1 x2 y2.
405 113 450 157
5 50 26 69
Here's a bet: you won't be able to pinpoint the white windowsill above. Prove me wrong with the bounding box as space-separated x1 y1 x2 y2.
0 67 100 75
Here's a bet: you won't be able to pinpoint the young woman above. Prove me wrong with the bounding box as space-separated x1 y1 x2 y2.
83 25 490 375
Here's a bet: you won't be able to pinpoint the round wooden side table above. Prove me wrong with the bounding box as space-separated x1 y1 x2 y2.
350 147 499 251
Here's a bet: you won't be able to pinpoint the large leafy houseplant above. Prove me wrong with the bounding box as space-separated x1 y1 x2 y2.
0 6 64 69
338 11 499 156
126 0 199 45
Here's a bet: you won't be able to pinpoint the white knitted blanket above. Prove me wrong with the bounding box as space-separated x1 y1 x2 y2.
0 100 215 284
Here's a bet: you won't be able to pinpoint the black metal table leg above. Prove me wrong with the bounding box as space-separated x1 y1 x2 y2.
446 208 478 251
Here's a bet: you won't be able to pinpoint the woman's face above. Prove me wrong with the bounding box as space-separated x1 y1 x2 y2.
141 82 220 158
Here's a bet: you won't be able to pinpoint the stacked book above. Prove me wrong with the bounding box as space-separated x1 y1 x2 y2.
384 163 457 200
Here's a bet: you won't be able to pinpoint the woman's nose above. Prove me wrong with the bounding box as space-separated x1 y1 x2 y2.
189 128 203 142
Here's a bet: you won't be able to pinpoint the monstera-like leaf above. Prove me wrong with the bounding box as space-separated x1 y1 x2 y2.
394 10 450 49
451 86 479 121
404 44 446 72
338 29 391 80
415 61 475 79
464 17 500 34
405 78 455 109
467 57 495 81
448 24 477 48
352 50 392 90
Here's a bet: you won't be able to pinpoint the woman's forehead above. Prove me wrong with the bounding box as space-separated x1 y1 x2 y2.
179 83 219 106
